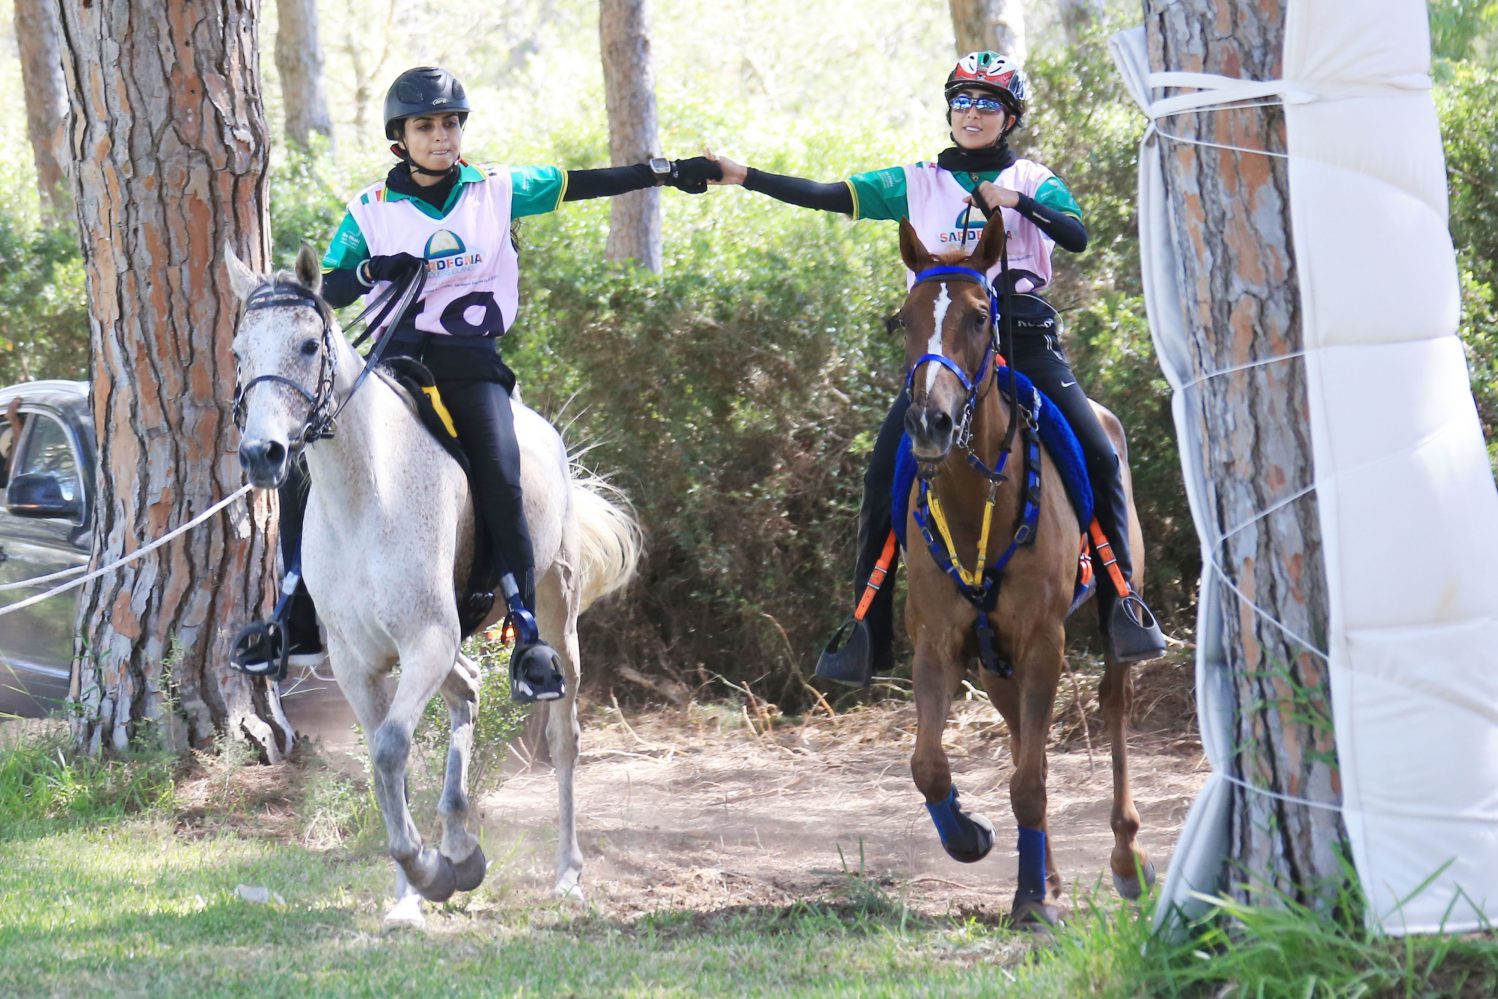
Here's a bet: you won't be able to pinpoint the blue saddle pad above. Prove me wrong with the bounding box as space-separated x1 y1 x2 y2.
892 367 1093 550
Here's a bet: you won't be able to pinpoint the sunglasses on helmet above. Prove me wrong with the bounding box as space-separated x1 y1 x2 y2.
949 94 1008 115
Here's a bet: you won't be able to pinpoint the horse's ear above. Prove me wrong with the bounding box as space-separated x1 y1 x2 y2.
966 213 1007 274
224 242 261 302
898 218 939 272
295 242 323 295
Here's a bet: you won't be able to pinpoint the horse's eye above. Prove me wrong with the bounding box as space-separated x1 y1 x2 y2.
299 338 319 357
885 314 906 335
973 310 990 328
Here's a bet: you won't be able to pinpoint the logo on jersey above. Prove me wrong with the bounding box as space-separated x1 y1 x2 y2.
937 207 987 247
423 230 483 276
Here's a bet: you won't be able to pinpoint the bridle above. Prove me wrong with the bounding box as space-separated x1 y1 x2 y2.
233 282 339 447
902 264 1020 477
232 267 426 454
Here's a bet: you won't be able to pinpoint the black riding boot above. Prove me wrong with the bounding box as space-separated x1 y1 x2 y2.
816 391 906 687
229 455 325 677
1009 320 1166 663
432 361 565 704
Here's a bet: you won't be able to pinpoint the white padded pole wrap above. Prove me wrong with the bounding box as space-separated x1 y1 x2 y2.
1113 1 1498 935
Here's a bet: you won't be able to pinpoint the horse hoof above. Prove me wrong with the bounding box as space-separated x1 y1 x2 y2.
1113 859 1157 901
942 809 995 864
451 847 488 893
383 893 427 929
552 871 585 903
404 850 457 903
1010 898 1064 934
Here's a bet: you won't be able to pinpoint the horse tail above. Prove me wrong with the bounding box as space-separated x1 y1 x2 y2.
569 464 644 612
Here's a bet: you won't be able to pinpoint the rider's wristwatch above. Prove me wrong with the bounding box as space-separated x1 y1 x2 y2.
648 156 672 185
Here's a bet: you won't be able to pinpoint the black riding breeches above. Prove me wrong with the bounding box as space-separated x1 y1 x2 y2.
276 455 320 646
435 376 536 607
1006 328 1136 606
386 336 535 609
851 391 910 670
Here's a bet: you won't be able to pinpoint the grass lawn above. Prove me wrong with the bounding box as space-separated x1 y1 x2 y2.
2 716 1496 998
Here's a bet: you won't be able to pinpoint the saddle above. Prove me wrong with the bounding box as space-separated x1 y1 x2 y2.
892 366 1096 615
380 357 499 636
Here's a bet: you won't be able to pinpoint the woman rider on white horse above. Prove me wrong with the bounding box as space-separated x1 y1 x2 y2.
711 52 1165 683
246 66 718 702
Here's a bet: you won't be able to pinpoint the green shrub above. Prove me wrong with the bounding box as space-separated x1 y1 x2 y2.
0 180 88 384
0 725 176 836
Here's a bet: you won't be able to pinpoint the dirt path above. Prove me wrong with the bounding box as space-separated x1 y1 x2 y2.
477 660 1208 922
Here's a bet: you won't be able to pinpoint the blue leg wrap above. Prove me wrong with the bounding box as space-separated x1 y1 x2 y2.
1017 825 1048 901
926 787 965 847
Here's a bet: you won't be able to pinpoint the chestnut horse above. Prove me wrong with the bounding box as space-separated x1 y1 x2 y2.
895 215 1154 929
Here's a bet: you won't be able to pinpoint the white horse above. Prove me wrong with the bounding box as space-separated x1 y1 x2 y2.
226 244 641 924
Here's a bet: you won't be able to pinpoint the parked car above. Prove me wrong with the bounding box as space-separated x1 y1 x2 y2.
0 379 349 739
0 380 93 717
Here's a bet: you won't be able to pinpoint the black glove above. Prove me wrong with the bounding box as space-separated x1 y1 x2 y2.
360 252 424 285
662 157 723 194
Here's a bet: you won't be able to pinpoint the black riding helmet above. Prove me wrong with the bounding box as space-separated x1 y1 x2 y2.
383 66 470 140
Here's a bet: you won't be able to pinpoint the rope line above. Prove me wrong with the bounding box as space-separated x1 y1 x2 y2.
0 560 86 592
1217 771 1344 812
0 483 255 620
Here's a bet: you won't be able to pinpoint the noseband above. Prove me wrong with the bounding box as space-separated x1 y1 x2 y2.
903 265 1002 454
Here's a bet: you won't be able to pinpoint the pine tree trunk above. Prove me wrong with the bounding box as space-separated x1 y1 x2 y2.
274 0 333 150
1145 0 1346 910
949 0 1027 63
13 0 70 220
599 0 662 273
58 1 286 759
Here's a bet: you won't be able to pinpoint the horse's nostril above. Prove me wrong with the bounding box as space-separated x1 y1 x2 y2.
931 411 953 437
263 441 285 467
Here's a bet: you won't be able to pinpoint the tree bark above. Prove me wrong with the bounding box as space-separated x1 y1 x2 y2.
274 0 333 150
949 0 1027 63
599 0 662 273
58 1 286 759
1145 0 1346 910
13 0 70 220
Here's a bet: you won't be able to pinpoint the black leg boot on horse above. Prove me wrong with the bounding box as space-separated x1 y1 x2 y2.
437 373 566 704
1009 325 1165 663
817 391 907 687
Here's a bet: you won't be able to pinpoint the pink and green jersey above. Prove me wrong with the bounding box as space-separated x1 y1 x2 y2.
322 162 569 338
846 160 1081 293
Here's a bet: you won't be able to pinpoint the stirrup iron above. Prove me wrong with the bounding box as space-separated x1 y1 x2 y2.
1107 593 1166 664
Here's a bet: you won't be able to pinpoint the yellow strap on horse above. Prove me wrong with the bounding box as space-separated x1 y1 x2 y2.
927 488 999 590
421 385 459 439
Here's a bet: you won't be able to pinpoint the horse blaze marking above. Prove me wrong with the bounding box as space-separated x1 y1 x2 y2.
925 285 952 396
